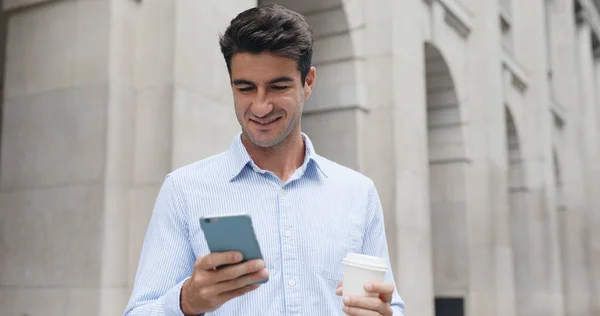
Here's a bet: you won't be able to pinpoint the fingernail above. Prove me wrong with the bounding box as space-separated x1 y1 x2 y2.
234 253 242 261
255 260 264 269
343 296 350 304
260 268 269 277
343 306 349 312
364 283 372 291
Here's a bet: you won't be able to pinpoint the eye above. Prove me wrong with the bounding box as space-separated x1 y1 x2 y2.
238 86 254 92
272 85 289 91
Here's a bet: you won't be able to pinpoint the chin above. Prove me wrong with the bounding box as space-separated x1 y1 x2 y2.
246 130 286 148
250 136 280 148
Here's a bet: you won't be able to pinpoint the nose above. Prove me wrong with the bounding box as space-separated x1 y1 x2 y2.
251 92 274 118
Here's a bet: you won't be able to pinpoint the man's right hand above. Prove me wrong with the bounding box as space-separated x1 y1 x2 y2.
180 251 269 315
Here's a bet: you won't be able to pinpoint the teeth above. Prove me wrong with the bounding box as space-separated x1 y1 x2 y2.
255 117 278 125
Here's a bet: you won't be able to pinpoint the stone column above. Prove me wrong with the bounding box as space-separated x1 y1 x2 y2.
0 0 135 314
391 0 435 315
547 0 594 314
127 0 176 293
358 0 398 268
572 18 596 316
459 0 507 315
576 15 600 316
592 56 600 316
105 0 137 313
513 0 565 314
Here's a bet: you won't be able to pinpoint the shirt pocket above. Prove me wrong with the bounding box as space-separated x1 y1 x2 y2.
310 224 363 281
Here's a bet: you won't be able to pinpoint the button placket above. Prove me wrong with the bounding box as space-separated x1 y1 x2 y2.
278 184 300 314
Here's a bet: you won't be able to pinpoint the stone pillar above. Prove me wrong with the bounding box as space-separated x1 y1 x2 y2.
547 0 594 314
592 57 600 316
576 17 599 316
573 19 596 316
391 0 435 315
513 0 565 314
127 0 176 293
358 0 398 268
0 0 135 314
459 1 507 315
104 0 137 313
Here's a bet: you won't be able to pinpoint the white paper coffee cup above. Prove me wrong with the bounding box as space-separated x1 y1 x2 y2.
342 252 388 298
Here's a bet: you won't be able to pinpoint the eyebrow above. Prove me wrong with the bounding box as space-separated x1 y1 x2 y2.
268 76 294 84
232 79 254 86
232 76 294 86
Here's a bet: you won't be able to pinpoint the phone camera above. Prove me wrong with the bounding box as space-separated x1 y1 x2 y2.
204 218 211 223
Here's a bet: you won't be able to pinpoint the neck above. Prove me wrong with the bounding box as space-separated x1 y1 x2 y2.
241 129 305 183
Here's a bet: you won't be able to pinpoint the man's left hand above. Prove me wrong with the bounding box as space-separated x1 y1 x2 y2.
336 281 394 316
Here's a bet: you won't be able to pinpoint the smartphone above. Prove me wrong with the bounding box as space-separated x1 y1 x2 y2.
199 213 268 284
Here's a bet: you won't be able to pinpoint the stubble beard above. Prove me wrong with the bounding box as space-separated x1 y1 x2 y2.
244 112 300 149
244 99 304 149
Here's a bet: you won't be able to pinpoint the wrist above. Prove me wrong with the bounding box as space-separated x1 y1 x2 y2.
180 278 197 316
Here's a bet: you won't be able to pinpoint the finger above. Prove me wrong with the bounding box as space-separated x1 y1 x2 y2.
217 283 261 304
344 295 384 312
336 280 343 295
364 282 395 303
196 252 243 270
211 268 269 295
342 305 380 316
212 259 265 283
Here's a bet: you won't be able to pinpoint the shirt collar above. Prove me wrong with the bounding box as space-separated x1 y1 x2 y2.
227 132 327 181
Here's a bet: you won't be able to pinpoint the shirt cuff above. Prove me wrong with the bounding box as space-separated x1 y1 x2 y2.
165 277 191 316
392 305 405 316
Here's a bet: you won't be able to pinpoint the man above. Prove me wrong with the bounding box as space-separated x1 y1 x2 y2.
124 4 405 316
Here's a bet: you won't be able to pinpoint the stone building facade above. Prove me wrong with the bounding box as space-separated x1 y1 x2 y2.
0 0 598 315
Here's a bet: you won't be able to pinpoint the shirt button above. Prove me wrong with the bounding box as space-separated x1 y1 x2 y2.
281 189 286 195
284 231 292 237
288 279 296 286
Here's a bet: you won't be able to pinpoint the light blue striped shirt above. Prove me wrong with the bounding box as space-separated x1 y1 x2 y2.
124 133 405 315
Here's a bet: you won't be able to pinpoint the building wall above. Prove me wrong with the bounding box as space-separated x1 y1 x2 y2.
0 0 598 315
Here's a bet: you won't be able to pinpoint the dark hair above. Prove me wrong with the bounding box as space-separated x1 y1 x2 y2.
219 4 314 85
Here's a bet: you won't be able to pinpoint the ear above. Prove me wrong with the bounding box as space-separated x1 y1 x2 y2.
303 66 316 99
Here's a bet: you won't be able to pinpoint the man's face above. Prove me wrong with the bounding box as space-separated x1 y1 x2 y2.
230 51 315 148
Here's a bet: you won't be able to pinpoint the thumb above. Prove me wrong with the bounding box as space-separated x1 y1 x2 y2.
379 292 393 303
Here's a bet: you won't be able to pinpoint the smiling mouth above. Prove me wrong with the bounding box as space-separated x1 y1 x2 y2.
251 116 282 126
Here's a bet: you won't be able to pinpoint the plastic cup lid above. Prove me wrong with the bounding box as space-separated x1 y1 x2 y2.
342 252 388 271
